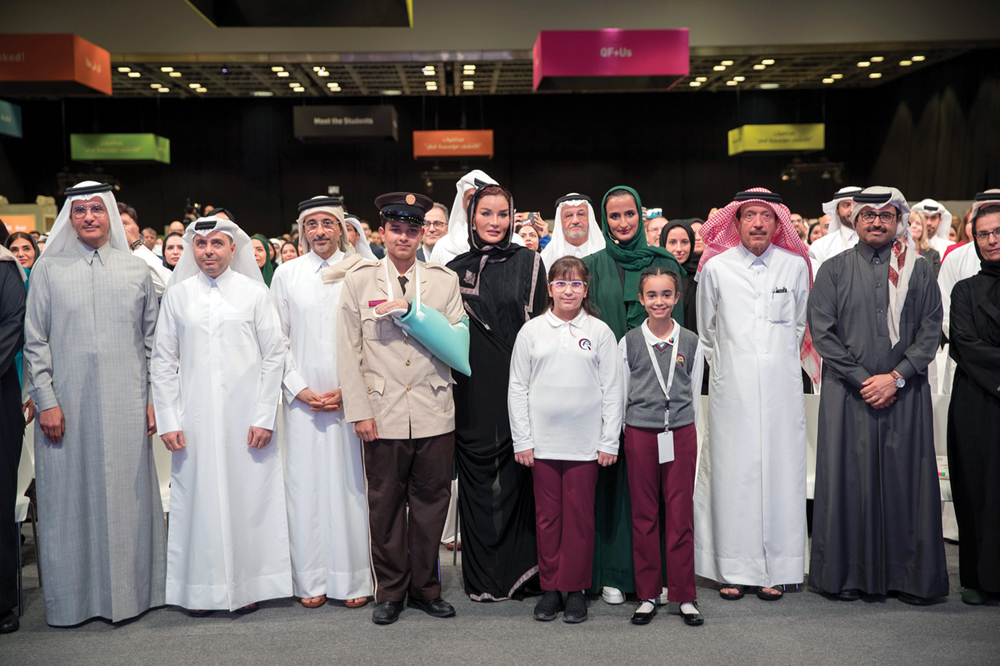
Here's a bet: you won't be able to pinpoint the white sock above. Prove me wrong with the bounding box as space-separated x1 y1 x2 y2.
636 600 655 614
679 602 698 615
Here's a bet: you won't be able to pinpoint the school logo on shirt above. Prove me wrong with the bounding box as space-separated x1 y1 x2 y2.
676 354 686 368
579 338 592 350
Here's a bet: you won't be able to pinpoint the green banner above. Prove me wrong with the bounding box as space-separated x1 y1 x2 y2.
70 133 171 164
0 100 22 139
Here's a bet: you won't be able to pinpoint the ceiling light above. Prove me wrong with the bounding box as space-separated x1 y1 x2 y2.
150 83 162 88
160 66 174 72
169 71 182 77
857 61 870 67
317 70 329 77
196 87 207 93
381 90 403 95
422 66 435 75
870 56 884 62
822 78 835 84
695 76 707 82
157 88 170 93
758 83 780 89
252 91 274 97
761 59 775 65
277 71 290 77
869 72 882 79
312 66 322 72
127 72 141 78
189 83 200 88
463 64 476 71
726 80 738 86
271 66 284 72
288 82 300 88
753 64 766 70
713 65 726 71
293 87 305 92
831 73 843 79
721 60 734 66
733 76 745 82
912 55 925 61
689 81 702 87
899 60 913 66
117 66 131 73
327 81 339 87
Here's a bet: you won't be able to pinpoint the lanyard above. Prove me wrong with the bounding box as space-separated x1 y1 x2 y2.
383 257 421 305
644 325 679 430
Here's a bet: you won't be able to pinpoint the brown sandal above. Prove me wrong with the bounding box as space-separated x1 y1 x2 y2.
301 595 327 609
344 596 370 608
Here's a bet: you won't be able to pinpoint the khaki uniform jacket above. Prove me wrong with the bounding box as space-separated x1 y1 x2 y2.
337 258 464 440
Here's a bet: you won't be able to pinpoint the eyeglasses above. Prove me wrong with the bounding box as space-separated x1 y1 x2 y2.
976 228 1000 242
303 220 339 231
423 221 447 230
859 211 897 224
71 205 108 219
550 280 586 291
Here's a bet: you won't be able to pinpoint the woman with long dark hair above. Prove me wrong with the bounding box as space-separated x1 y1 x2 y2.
447 184 548 602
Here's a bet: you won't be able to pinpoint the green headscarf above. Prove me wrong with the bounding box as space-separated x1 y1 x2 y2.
584 186 684 340
251 234 275 287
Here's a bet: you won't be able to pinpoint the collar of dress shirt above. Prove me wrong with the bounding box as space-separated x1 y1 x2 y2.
306 249 344 272
737 240 775 268
77 239 112 264
544 308 588 329
856 240 891 264
840 225 858 244
198 266 235 292
641 318 678 347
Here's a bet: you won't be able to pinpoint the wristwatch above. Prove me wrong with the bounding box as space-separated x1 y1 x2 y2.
889 370 905 389
129 238 143 251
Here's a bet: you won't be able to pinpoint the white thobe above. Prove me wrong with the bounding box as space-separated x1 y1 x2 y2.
937 243 980 394
694 243 809 587
928 234 950 257
271 250 372 600
152 268 291 610
133 244 171 297
808 225 858 273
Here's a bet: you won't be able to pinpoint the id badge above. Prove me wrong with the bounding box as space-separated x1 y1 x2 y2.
657 430 674 464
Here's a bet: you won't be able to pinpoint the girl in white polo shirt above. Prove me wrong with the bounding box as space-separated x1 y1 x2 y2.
508 256 623 624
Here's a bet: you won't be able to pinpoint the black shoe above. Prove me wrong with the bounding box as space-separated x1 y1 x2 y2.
962 588 988 606
372 600 405 625
406 596 456 618
533 591 564 621
0 610 18 634
631 600 657 625
679 601 704 627
563 591 587 624
837 589 861 601
897 592 929 606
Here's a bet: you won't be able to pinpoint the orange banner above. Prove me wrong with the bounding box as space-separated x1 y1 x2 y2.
0 34 111 95
413 130 494 159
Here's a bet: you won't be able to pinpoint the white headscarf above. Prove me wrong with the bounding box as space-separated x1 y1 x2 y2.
166 216 263 288
821 186 863 235
540 193 605 266
851 186 913 347
910 199 953 240
295 196 352 257
344 214 377 260
431 169 523 264
41 181 129 257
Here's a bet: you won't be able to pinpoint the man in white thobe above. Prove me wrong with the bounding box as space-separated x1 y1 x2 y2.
272 196 373 609
694 188 811 601
808 186 862 272
152 216 291 614
119 202 171 298
540 193 606 266
24 181 166 626
911 199 953 256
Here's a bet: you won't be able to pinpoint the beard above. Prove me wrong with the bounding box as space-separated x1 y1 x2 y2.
838 213 854 230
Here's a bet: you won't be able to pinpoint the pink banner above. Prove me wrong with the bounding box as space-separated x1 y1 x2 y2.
533 29 689 92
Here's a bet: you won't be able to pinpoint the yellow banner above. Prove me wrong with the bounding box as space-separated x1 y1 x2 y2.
728 124 824 156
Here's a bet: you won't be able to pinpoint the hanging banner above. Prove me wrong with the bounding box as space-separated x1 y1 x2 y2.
70 134 171 164
0 34 111 96
0 100 22 138
294 105 398 142
413 130 494 159
728 124 825 155
533 29 689 92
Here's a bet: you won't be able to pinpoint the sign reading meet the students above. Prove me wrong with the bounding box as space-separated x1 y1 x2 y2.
293 105 398 142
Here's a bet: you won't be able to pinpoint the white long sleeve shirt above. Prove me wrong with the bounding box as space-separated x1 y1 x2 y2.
508 310 623 460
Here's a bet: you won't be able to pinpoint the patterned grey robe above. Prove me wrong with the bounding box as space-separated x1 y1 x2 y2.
24 240 166 626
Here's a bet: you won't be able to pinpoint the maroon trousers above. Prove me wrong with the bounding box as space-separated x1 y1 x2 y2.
625 423 697 602
532 458 599 592
362 432 454 603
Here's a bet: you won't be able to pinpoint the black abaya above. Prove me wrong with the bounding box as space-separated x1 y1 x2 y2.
0 260 26 613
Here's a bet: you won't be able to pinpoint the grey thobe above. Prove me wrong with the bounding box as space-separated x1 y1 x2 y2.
807 241 948 599
25 241 166 626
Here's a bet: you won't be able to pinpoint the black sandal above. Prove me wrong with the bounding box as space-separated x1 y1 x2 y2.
756 586 784 601
719 584 745 600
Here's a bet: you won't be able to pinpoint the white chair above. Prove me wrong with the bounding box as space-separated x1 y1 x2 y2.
14 428 39 617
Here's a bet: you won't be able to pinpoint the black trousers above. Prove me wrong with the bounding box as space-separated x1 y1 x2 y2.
362 432 454 603
0 367 24 612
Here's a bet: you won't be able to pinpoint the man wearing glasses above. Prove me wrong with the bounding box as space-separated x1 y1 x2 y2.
24 181 166 627
419 202 449 262
808 186 948 606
